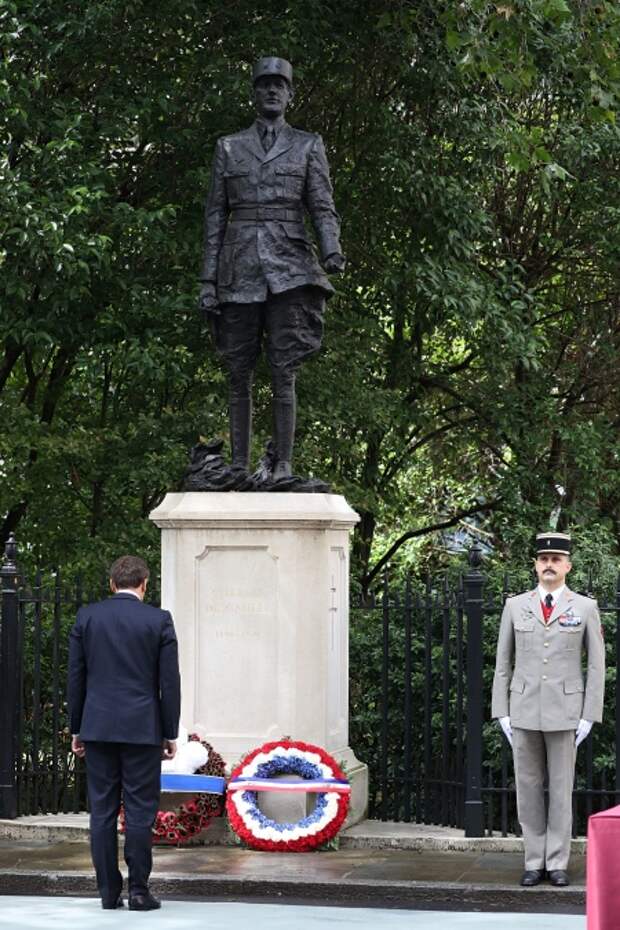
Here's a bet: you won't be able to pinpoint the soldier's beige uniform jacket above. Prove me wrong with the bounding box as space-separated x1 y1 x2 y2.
491 588 605 730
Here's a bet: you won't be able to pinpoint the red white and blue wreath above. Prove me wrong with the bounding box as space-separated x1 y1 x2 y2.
226 739 351 851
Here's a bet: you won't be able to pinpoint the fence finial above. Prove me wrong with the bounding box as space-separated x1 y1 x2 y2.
1 533 17 574
468 540 482 570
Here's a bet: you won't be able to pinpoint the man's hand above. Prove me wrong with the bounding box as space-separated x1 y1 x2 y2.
162 739 177 761
498 716 513 747
198 282 220 316
71 735 85 758
575 719 593 748
323 252 346 274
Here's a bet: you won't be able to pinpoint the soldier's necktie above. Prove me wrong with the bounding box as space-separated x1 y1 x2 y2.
545 593 553 610
542 592 554 623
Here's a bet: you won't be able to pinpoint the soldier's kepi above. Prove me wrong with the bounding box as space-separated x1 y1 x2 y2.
197 56 345 488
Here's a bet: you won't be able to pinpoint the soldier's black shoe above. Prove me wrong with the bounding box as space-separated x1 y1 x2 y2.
520 869 544 886
548 870 570 886
129 892 161 910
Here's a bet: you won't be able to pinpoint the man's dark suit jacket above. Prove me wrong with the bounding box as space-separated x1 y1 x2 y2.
68 593 180 745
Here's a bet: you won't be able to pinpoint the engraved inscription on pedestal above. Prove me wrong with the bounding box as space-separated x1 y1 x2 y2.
195 546 278 739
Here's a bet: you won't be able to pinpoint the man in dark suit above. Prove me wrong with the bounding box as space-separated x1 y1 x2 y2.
199 56 345 484
68 555 180 911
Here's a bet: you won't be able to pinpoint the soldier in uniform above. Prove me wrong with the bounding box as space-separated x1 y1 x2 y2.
491 532 605 887
198 57 345 484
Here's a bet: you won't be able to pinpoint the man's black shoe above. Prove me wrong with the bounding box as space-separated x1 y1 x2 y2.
129 892 161 911
548 869 570 887
101 895 123 909
520 869 544 886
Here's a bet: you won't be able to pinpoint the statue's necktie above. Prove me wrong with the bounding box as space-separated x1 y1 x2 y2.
263 127 276 152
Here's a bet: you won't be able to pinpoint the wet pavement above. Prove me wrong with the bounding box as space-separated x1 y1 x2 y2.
0 898 587 930
0 839 586 914
0 838 586 885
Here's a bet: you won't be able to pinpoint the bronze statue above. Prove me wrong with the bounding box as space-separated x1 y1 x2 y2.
191 57 345 491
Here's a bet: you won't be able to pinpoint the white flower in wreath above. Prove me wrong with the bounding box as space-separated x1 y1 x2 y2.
161 724 209 775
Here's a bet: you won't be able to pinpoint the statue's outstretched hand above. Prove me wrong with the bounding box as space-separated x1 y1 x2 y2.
198 282 220 317
324 252 346 275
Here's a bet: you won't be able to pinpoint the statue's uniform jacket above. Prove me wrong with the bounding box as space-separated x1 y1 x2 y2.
201 122 342 304
491 588 605 730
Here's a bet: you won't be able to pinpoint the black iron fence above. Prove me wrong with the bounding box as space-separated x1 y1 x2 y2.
1 533 619 836
349 552 482 833
0 536 159 819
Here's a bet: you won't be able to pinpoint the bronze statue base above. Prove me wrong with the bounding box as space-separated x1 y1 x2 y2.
182 440 330 493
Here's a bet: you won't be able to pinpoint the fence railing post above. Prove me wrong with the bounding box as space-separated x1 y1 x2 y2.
0 534 19 819
463 541 485 837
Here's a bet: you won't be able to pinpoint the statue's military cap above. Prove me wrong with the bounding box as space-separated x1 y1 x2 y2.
535 532 571 556
252 57 293 85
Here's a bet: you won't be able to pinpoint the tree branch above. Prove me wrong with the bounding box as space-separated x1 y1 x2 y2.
0 339 23 393
363 498 501 590
378 414 476 490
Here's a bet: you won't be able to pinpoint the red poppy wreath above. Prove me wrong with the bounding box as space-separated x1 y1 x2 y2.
119 735 226 845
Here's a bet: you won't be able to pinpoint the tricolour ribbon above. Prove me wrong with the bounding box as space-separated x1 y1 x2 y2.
227 777 351 794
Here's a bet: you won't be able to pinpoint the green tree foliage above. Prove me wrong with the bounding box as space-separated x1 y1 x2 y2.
1 0 620 585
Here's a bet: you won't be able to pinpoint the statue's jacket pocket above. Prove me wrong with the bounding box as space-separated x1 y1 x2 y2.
223 168 252 202
281 222 316 259
275 162 306 198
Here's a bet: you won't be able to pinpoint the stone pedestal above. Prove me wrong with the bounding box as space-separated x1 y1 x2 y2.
149 492 368 826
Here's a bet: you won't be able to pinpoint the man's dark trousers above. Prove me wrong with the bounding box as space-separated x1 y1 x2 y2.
85 742 162 902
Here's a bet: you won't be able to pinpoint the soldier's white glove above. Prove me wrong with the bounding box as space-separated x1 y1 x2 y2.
575 719 593 747
498 716 513 747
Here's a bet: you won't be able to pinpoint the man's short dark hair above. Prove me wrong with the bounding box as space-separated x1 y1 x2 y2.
109 555 149 589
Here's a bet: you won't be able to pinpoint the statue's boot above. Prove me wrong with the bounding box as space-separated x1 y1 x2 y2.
229 396 251 473
266 385 330 492
272 394 295 481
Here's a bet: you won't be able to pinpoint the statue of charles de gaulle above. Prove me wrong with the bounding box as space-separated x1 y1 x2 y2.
188 57 345 492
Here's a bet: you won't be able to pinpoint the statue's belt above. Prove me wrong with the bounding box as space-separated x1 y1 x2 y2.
230 207 303 223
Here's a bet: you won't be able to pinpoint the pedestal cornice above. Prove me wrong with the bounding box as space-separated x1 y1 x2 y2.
150 492 360 531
